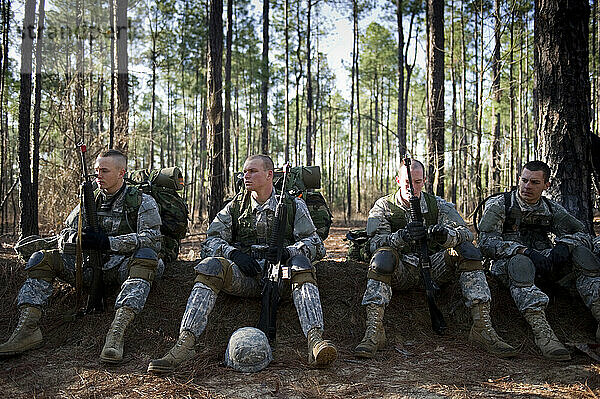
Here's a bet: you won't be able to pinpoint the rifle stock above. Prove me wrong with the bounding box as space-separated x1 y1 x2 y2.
78 143 105 313
405 158 447 335
257 163 291 342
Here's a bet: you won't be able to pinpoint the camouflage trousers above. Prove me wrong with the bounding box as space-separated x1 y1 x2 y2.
17 251 164 313
490 249 600 312
180 258 324 339
362 250 491 308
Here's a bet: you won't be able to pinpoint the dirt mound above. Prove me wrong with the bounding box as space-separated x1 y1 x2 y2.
1 229 599 398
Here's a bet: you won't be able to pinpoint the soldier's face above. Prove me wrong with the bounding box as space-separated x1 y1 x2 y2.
518 168 549 204
243 159 273 193
397 166 425 202
95 156 125 195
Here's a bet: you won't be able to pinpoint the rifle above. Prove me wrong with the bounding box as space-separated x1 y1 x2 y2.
78 143 105 313
257 163 291 342
404 157 447 334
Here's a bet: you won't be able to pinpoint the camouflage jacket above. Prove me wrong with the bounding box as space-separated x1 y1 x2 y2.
478 191 591 259
366 190 473 254
60 185 162 260
203 188 326 262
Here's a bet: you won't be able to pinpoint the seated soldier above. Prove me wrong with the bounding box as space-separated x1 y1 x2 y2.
147 154 337 373
355 158 516 358
478 160 600 361
0 149 163 363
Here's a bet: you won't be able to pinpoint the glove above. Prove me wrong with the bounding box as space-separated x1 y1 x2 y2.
229 249 262 277
401 221 427 242
549 242 570 266
428 224 449 246
265 246 291 263
81 226 110 251
523 248 552 274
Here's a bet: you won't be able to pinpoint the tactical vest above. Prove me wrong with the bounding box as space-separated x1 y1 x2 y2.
229 190 296 251
94 185 142 236
501 191 554 250
385 191 442 254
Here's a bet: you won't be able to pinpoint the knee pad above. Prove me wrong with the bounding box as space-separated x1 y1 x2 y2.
507 254 535 287
290 254 317 290
194 257 232 294
454 242 484 272
128 247 159 282
572 246 600 277
25 250 62 282
367 247 398 285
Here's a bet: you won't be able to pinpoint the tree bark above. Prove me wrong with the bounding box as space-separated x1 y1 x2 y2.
32 0 44 231
224 0 233 186
260 0 269 154
305 0 313 165
115 0 128 152
491 0 501 191
537 0 593 231
207 0 224 222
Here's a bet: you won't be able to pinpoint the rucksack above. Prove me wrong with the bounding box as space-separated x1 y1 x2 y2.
345 228 371 262
127 167 189 263
234 165 333 241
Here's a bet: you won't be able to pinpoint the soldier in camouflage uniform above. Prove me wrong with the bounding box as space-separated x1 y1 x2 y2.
355 159 516 359
479 160 600 361
148 155 337 373
0 149 163 364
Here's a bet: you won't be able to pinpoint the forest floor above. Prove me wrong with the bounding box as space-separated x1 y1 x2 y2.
1 223 600 398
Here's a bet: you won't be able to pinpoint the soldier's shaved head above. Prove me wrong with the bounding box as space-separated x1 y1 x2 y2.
246 155 274 172
399 158 425 176
98 149 127 171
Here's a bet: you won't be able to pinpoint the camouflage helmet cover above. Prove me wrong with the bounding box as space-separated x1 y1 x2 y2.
224 327 272 373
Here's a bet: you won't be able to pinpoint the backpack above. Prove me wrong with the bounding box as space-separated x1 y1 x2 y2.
234 165 333 241
127 167 189 263
345 228 371 262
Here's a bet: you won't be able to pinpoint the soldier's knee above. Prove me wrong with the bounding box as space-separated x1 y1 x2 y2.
507 254 535 287
25 250 62 282
128 247 159 282
367 247 398 285
572 246 600 277
194 257 232 293
454 242 484 272
290 255 317 290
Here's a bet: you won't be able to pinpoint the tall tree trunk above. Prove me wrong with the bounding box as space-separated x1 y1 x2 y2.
305 0 313 165
347 0 356 222
426 0 444 196
537 0 593 231
207 0 224 222
150 8 157 169
284 0 289 162
397 0 405 159
18 0 36 237
450 0 457 203
294 2 302 165
354 2 361 212
491 0 501 191
260 0 269 154
32 0 44 230
109 0 115 148
224 0 233 186
115 0 128 152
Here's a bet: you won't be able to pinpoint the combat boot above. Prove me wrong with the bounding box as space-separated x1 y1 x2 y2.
307 327 337 367
354 304 386 358
0 306 43 356
147 330 196 374
469 302 518 358
589 301 600 342
523 309 570 361
100 306 136 363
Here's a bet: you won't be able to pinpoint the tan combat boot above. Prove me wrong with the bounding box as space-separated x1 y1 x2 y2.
100 306 136 363
523 309 570 361
589 302 600 342
354 304 386 358
147 330 196 374
469 302 518 358
0 306 43 356
307 327 337 367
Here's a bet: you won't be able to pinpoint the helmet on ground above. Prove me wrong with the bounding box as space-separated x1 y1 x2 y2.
224 327 272 372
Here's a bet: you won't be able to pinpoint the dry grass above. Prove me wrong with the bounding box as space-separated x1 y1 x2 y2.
1 228 600 398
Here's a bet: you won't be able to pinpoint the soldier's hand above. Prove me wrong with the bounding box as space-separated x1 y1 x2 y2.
230 249 262 277
523 248 552 273
402 221 427 242
81 227 110 251
428 224 449 245
265 246 291 263
549 242 570 266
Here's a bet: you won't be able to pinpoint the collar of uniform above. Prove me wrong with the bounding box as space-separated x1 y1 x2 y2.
249 188 278 213
514 191 549 213
99 185 127 213
393 190 429 215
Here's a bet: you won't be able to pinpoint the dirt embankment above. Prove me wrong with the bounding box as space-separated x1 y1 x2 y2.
0 226 599 398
